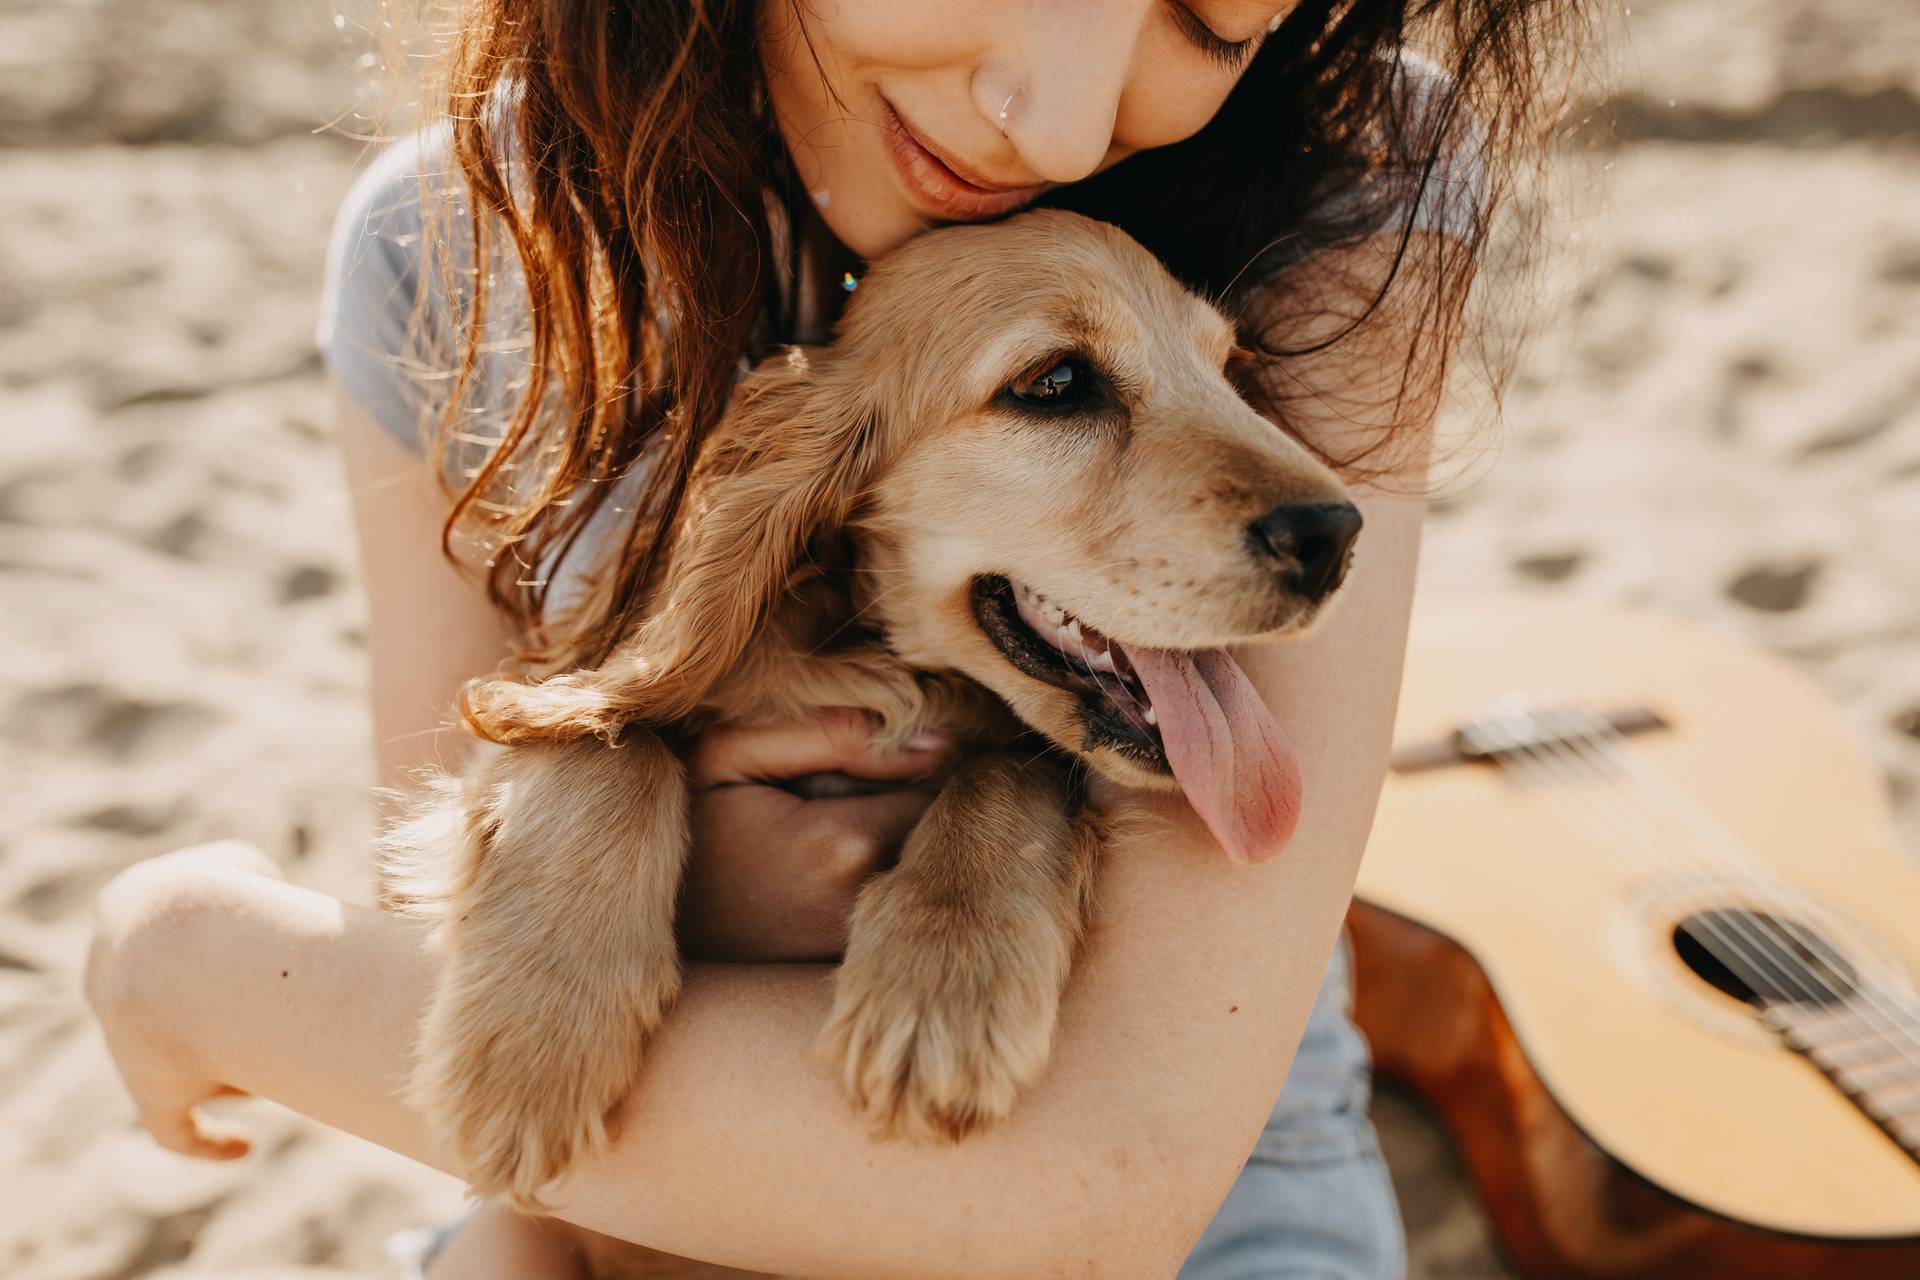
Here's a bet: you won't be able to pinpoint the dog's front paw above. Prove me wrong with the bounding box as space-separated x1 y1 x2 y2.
412 953 679 1211
815 886 1067 1143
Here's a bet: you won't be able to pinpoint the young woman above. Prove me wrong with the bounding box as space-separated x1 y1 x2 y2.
87 1 1579 1275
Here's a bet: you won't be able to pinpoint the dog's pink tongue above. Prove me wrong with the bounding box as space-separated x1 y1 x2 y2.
1126 646 1302 864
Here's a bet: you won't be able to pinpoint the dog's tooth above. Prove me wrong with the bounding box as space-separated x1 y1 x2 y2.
1143 704 1158 726
1062 618 1082 644
1083 647 1116 673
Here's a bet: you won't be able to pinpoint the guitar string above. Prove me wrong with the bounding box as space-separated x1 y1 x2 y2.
1535 713 1920 1116
1460 699 1847 1013
1505 710 1912 1043
1556 705 1920 1058
1547 700 1920 1064
1490 728 1851 1011
1489 727 1920 1091
1470 697 1891 1020
1486 708 1920 1085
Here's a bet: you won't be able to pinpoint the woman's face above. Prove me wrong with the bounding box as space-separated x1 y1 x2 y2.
759 0 1294 260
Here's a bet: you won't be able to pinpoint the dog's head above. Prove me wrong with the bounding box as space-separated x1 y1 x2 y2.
468 209 1357 863
838 209 1358 862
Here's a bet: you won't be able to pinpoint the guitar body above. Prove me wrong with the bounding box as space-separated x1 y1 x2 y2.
1352 593 1920 1278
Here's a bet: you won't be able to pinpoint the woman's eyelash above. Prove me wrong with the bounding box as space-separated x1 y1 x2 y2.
1169 3 1264 71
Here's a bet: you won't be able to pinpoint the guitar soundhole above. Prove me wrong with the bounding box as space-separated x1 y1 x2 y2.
1671 909 1858 1007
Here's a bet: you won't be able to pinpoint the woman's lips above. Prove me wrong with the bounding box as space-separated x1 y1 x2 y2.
879 99 1046 222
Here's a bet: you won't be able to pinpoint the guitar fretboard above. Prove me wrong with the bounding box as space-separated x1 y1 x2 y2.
1765 999 1920 1165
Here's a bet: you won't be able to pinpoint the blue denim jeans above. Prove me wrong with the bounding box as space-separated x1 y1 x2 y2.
1177 932 1407 1280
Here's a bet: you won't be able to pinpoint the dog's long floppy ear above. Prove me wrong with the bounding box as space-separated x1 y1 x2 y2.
465 345 881 744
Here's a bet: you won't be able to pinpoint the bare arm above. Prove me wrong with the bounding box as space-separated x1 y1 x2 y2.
333 384 518 807
96 234 1435 1278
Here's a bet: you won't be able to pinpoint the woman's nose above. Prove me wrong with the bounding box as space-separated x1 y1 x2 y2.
994 3 1145 184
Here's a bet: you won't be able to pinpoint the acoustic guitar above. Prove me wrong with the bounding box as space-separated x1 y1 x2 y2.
1350 593 1920 1279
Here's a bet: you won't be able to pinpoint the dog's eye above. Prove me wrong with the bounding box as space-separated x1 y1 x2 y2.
1009 360 1084 406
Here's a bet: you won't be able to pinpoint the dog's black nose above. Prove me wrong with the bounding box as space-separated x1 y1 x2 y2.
1248 501 1364 602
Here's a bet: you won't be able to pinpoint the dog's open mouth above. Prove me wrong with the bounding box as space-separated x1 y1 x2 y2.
969 574 1305 864
971 573 1164 756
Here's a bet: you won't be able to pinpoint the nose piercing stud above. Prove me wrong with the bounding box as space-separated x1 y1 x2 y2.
997 84 1023 137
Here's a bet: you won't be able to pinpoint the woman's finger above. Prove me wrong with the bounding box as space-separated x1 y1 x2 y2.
680 783 941 962
686 709 951 787
796 789 943 882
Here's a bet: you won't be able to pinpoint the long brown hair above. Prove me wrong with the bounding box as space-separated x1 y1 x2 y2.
409 0 1589 675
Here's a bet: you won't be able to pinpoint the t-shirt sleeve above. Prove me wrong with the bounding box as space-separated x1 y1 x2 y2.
1357 48 1489 245
315 129 458 452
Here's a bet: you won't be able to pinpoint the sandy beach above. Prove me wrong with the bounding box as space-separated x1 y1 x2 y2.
3 0 1915 1274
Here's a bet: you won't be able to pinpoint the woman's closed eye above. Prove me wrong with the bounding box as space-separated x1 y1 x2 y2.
1166 0 1270 72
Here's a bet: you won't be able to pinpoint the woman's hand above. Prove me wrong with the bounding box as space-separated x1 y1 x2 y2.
85 841 282 1160
679 710 955 963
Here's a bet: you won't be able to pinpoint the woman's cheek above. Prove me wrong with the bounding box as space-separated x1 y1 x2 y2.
1113 54 1244 152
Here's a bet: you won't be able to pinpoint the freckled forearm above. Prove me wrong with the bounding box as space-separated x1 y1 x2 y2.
142 869 442 1163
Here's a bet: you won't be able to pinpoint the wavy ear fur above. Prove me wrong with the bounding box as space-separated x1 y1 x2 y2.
464 346 880 744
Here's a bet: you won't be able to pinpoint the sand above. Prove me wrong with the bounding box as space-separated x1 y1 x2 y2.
2 0 1915 1275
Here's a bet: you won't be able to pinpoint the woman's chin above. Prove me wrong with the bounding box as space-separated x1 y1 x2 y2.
796 167 936 260
822 204 928 261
